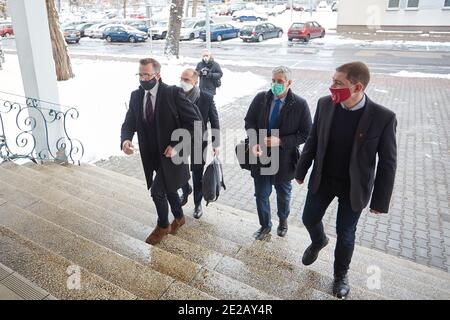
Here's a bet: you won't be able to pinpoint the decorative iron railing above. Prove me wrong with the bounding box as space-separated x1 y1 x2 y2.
0 95 84 165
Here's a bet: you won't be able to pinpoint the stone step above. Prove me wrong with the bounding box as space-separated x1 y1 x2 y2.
0 167 278 300
0 223 137 300
0 201 214 300
0 164 330 299
82 163 450 286
1 163 379 299
35 162 450 299
4 162 450 299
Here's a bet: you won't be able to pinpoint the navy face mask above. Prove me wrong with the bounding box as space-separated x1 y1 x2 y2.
140 78 157 91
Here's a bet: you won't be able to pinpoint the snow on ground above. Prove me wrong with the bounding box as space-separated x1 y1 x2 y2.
389 70 450 80
0 55 267 163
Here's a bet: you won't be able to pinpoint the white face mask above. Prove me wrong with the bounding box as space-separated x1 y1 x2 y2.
180 81 194 92
203 56 210 63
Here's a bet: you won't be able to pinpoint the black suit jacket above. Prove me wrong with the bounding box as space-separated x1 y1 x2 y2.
120 80 201 192
295 95 397 213
245 89 312 183
195 90 220 148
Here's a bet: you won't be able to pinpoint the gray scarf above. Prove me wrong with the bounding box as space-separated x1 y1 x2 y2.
185 85 201 104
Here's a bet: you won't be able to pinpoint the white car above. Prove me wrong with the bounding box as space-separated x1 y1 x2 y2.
316 1 331 11
85 23 111 38
150 21 168 40
179 18 214 41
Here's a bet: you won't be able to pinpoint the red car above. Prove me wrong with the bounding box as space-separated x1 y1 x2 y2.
0 24 13 37
288 21 325 42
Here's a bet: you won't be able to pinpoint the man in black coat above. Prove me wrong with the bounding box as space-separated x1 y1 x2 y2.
196 49 223 96
178 68 221 219
121 58 201 245
295 61 397 299
245 66 312 240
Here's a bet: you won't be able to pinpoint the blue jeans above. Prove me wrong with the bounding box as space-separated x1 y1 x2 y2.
253 175 292 229
302 176 362 277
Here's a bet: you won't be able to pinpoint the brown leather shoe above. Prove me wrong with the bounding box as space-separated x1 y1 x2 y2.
145 225 171 245
169 216 186 235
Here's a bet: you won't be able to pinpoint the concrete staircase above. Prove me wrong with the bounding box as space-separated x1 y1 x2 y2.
0 161 449 300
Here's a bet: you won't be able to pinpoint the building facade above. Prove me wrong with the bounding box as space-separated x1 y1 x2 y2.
337 0 450 32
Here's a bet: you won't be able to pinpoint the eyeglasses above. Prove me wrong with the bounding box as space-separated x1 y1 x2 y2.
136 72 157 80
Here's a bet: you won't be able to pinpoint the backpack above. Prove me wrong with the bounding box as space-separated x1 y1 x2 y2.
202 157 226 206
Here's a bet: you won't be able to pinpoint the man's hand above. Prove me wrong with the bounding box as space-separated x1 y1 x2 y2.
296 179 304 185
252 144 263 157
213 147 220 157
264 136 281 147
122 140 135 155
164 145 177 158
370 209 382 215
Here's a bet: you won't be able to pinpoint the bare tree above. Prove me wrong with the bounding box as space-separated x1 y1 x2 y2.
46 0 74 81
123 0 127 18
164 0 184 59
192 0 198 17
0 0 7 19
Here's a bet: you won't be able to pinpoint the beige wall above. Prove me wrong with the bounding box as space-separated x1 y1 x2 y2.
337 0 450 30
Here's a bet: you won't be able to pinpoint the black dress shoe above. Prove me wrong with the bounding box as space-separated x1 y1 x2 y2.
180 185 192 207
333 274 350 299
253 227 271 241
277 220 288 237
193 205 203 219
302 237 329 266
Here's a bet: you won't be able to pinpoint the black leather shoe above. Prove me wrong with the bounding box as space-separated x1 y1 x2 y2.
302 237 329 266
180 185 192 207
277 220 288 237
193 205 203 219
253 227 271 241
333 274 350 299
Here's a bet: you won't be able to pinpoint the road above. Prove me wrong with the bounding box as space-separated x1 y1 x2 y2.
2 31 450 75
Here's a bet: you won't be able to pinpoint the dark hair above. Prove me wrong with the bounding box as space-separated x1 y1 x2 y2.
336 61 370 88
139 58 161 73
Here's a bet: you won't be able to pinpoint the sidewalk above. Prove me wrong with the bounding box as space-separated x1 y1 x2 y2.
96 66 450 272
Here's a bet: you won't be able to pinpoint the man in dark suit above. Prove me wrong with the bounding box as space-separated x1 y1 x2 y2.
179 68 221 219
245 66 312 240
295 61 397 299
196 49 223 96
121 58 201 245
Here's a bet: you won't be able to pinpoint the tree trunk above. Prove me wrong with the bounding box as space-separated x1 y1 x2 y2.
46 0 74 81
0 0 7 19
192 0 198 17
123 0 127 19
164 0 184 59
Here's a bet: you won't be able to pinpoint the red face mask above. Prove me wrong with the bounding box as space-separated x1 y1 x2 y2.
329 87 352 104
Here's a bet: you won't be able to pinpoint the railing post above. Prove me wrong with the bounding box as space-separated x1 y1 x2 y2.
8 0 67 163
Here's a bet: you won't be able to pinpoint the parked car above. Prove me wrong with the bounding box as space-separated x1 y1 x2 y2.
103 25 148 43
0 24 13 37
63 28 81 44
239 23 283 42
267 4 286 16
286 3 304 11
232 10 268 22
316 0 331 11
74 22 96 37
331 1 339 11
199 24 240 42
127 21 149 33
287 21 325 42
85 23 111 38
180 18 214 41
150 20 168 39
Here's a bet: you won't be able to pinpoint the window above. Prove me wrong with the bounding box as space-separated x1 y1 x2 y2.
445 0 450 7
388 0 400 8
266 24 275 30
407 0 419 8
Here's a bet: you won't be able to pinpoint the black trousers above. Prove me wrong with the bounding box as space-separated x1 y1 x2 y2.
150 169 183 228
302 176 362 277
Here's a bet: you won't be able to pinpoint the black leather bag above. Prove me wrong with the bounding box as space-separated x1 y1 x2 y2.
235 138 251 171
202 157 226 206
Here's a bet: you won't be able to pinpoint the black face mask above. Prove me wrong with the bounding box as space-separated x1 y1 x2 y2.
140 78 157 91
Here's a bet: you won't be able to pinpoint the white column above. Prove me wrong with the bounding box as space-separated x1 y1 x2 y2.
8 0 66 162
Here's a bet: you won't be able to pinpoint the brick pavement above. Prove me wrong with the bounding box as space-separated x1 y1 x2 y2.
95 66 450 272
